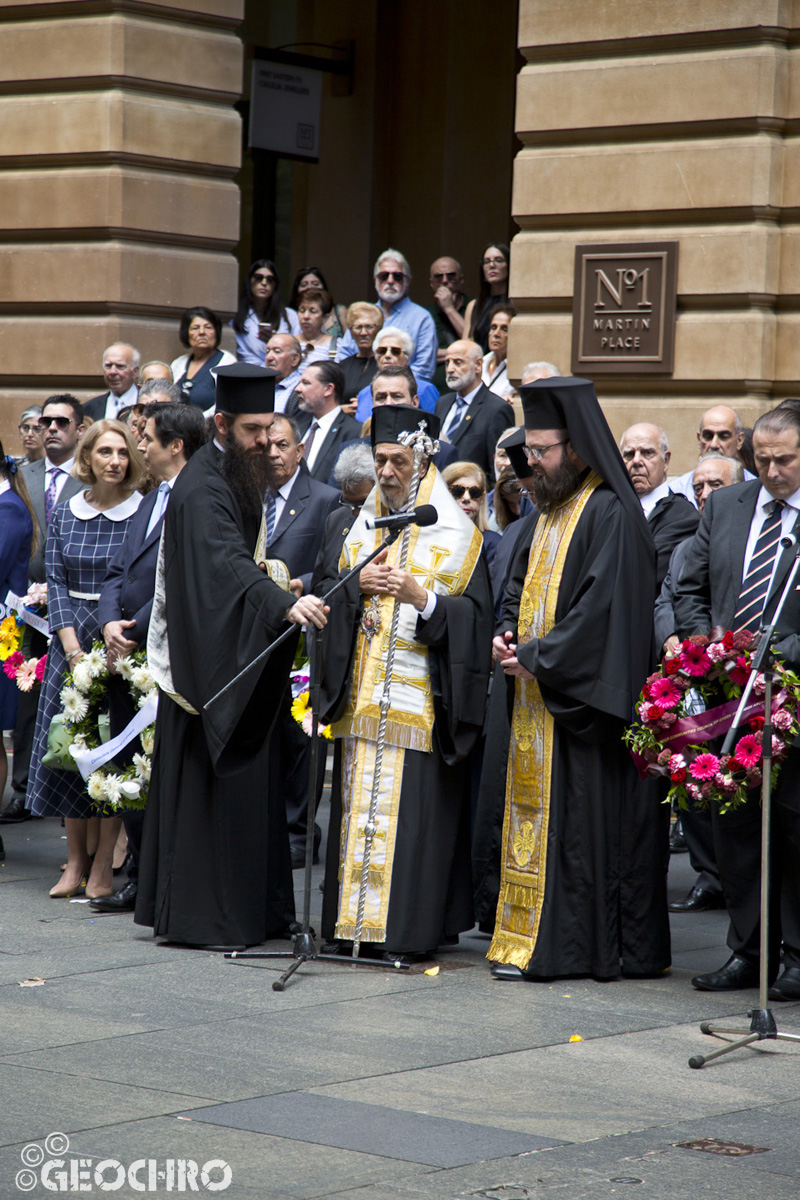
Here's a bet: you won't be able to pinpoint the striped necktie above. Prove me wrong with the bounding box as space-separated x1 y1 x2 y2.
734 499 785 632
445 396 468 437
264 489 277 546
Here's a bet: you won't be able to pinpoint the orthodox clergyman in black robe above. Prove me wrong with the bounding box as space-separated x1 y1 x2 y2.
135 365 328 950
488 377 671 981
317 405 493 959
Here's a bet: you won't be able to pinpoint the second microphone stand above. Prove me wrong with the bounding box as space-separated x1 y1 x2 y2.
688 540 800 1068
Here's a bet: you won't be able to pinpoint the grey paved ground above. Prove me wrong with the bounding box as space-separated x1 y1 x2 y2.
2 768 799 1199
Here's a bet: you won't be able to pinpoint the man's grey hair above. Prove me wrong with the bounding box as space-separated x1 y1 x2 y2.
103 342 141 370
374 325 415 357
520 362 561 383
693 448 744 484
374 248 412 281
334 443 377 490
619 424 670 460
139 380 181 403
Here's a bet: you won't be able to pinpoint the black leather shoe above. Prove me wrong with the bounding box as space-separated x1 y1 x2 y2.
768 966 800 1001
491 963 527 981
0 796 32 823
668 886 725 913
89 882 137 913
692 954 759 991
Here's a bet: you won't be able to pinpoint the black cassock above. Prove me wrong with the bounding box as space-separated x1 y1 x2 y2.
475 485 671 979
135 443 297 947
316 547 493 954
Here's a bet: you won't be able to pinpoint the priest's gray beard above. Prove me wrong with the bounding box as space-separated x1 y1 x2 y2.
221 430 272 518
531 450 586 514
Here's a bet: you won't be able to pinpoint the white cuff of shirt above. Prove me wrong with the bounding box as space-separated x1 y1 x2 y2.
419 590 438 621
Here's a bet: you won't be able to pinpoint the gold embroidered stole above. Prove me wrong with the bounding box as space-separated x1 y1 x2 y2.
488 471 602 969
332 466 482 943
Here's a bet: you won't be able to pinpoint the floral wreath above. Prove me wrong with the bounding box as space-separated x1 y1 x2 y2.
624 628 800 812
1 585 49 691
60 641 157 812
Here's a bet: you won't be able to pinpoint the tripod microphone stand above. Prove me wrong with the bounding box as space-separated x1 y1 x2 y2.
207 528 412 990
689 540 800 1068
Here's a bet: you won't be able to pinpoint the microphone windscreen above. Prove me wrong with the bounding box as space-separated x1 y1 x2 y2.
415 505 437 527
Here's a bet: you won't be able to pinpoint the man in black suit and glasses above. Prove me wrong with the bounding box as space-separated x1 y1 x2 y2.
675 404 800 1000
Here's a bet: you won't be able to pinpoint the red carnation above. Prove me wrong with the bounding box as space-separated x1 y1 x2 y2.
670 768 687 783
664 657 680 676
647 705 662 722
722 630 735 650
749 715 765 731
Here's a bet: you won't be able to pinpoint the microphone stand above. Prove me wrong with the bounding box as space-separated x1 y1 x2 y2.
215 527 411 990
689 539 800 1068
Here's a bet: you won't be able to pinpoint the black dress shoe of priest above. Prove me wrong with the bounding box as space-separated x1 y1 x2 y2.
691 954 759 991
89 882 137 913
491 963 528 981
0 796 32 823
668 886 725 913
768 966 800 1002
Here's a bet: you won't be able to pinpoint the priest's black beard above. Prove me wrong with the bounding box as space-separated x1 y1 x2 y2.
531 453 586 514
220 429 272 518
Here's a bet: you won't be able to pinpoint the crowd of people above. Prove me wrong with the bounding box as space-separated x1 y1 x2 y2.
2 242 800 1003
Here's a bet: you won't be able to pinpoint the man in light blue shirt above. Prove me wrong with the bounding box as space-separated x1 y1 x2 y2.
337 248 437 383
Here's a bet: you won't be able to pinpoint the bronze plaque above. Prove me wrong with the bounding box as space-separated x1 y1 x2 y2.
571 241 678 375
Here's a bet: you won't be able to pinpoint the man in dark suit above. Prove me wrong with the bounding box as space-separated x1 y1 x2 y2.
82 342 140 421
674 405 800 999
89 402 207 912
2 396 85 823
620 422 699 593
435 339 515 483
263 413 341 867
292 361 361 485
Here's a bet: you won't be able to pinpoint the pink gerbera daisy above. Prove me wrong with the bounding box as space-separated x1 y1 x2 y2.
34 655 47 682
3 650 24 679
734 733 762 769
647 678 682 709
689 753 721 781
679 642 712 676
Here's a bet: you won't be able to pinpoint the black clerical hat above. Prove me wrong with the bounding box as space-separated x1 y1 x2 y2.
520 375 646 534
502 427 531 481
370 404 440 448
215 363 279 414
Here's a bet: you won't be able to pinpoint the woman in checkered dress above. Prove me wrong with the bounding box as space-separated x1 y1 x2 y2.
27 420 145 898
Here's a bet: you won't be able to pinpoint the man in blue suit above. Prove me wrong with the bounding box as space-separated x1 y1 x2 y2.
91 402 207 912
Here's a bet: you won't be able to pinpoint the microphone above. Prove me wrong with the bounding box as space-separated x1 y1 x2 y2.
365 504 437 531
781 534 798 549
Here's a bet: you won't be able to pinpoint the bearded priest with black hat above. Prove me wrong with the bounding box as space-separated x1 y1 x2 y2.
489 376 671 982
135 364 328 950
317 404 494 962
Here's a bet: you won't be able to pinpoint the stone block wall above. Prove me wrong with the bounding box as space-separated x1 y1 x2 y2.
510 1 800 470
0 0 244 447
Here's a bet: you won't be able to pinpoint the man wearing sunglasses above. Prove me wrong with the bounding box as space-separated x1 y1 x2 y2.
336 249 437 385
3 398 86 824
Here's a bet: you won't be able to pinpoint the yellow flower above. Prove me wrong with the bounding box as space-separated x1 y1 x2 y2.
291 691 310 724
0 615 22 660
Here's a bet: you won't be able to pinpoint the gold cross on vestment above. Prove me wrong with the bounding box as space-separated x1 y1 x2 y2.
409 545 461 593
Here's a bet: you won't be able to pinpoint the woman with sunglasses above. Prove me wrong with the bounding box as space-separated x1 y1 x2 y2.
232 259 301 366
464 242 510 355
442 460 501 577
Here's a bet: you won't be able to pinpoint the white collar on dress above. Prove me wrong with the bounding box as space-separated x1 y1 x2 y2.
68 490 143 521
